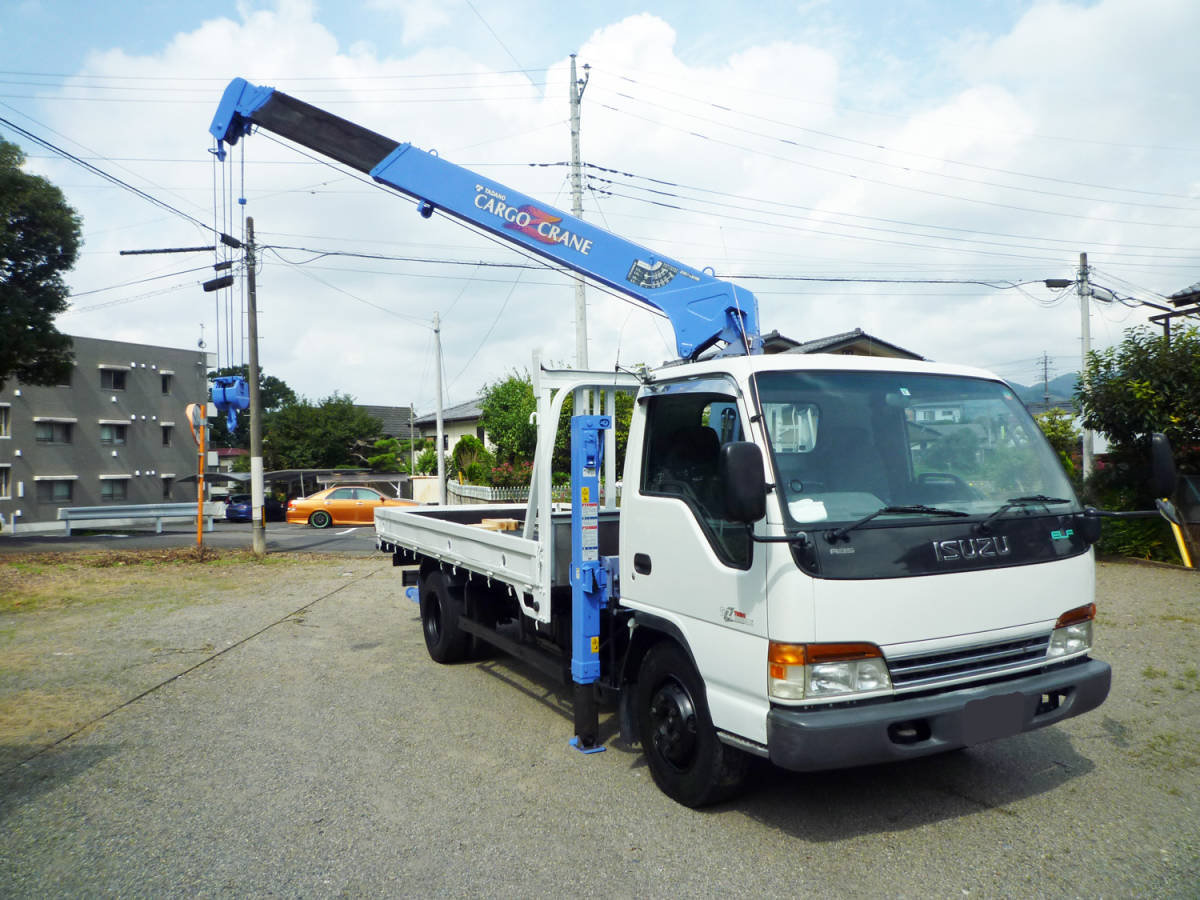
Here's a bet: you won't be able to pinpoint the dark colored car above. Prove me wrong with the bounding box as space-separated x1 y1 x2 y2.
224 493 285 522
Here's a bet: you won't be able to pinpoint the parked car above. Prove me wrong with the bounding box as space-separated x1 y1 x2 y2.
224 493 286 522
286 486 414 528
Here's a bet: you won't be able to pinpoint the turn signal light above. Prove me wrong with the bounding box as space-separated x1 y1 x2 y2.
769 641 892 701
1054 603 1096 628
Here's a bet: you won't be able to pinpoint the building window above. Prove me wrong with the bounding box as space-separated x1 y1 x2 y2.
161 373 173 394
162 425 173 447
57 370 73 387
0 467 10 499
101 369 127 391
101 479 128 502
0 406 9 438
162 477 174 500
36 480 74 503
35 422 73 444
100 423 128 445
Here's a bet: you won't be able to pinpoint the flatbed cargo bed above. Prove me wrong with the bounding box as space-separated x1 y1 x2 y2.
375 503 619 596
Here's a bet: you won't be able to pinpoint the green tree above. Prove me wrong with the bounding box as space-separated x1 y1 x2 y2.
1075 326 1199 563
369 437 429 473
206 364 298 448
1035 408 1081 480
262 392 381 470
0 137 81 390
414 445 449 476
1076 325 1200 469
478 371 536 464
452 434 494 483
551 389 634 480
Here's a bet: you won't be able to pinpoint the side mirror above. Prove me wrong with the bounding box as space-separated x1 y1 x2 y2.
1079 507 1103 544
1150 432 1177 498
720 441 767 523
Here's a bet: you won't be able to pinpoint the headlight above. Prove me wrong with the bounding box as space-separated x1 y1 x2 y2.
769 642 893 701
1047 603 1095 658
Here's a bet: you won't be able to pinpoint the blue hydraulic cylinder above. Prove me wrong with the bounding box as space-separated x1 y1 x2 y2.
569 414 612 685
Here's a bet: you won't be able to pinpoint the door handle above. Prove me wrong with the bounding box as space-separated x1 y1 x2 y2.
633 553 652 575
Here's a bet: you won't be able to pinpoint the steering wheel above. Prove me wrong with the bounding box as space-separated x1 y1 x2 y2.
917 471 979 499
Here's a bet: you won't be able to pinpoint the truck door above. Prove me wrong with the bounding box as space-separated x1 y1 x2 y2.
619 378 769 741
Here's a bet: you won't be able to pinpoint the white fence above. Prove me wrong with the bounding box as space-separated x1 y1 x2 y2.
447 481 620 505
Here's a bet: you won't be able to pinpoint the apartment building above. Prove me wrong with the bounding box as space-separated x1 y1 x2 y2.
0 335 212 533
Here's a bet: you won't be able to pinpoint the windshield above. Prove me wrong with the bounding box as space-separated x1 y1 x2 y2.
753 370 1079 529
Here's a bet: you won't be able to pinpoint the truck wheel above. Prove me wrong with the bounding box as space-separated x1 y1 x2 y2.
636 641 749 807
420 570 470 663
309 510 332 529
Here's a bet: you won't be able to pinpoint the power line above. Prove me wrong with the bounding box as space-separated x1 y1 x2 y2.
587 175 1198 264
595 76 1200 202
597 65 1200 154
592 103 1200 231
0 115 215 234
583 164 1199 255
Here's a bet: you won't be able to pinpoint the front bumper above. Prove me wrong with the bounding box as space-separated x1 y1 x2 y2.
766 658 1111 772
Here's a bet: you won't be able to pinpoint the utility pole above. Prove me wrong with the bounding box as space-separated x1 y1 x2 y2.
246 217 266 556
569 54 590 369
1078 252 1094 481
434 312 446 505
1040 352 1052 409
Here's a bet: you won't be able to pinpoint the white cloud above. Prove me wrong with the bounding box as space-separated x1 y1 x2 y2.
13 0 1195 410
363 0 452 45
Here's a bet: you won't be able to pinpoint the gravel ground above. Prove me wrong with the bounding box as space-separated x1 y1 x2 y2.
0 553 1196 898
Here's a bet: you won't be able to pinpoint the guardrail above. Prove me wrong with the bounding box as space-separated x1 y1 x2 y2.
57 502 225 536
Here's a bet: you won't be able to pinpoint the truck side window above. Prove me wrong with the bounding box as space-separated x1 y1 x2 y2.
641 393 751 569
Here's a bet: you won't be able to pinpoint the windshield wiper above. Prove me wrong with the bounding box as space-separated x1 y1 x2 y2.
976 495 1073 533
827 504 969 542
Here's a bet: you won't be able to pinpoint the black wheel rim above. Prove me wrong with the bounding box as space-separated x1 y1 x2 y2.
648 677 698 772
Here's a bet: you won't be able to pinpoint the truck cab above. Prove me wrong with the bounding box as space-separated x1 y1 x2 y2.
618 353 1108 804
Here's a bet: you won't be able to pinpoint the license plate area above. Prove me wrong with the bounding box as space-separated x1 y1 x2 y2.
961 692 1026 745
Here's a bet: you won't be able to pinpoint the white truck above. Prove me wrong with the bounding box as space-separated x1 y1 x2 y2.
209 79 1177 806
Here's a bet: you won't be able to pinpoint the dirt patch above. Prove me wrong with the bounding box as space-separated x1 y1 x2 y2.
0 550 386 771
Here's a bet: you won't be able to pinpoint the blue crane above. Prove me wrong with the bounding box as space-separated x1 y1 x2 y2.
208 77 762 361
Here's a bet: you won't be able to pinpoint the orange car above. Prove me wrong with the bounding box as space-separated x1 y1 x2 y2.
286 486 414 528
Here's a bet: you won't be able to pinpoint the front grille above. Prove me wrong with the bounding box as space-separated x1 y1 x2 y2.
887 635 1050 691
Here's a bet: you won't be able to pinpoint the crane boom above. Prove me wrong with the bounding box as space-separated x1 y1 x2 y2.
209 77 761 360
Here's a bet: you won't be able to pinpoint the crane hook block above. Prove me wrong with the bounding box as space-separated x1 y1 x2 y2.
210 375 250 430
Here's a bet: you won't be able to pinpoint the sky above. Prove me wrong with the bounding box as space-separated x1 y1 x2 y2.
2 0 1198 413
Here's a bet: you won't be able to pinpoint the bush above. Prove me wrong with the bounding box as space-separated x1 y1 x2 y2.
1083 462 1181 563
490 461 532 487
452 435 494 483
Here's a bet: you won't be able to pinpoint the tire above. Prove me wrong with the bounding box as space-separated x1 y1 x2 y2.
419 570 470 663
635 641 749 807
309 509 332 529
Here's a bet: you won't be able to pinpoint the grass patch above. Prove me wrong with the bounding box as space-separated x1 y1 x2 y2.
1133 731 1199 773
1142 666 1169 679
0 549 332 614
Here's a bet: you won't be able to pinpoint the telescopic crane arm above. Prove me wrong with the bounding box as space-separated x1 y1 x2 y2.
209 78 761 361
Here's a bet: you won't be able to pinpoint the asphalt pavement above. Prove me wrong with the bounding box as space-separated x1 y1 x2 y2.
0 558 1196 897
0 520 382 556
